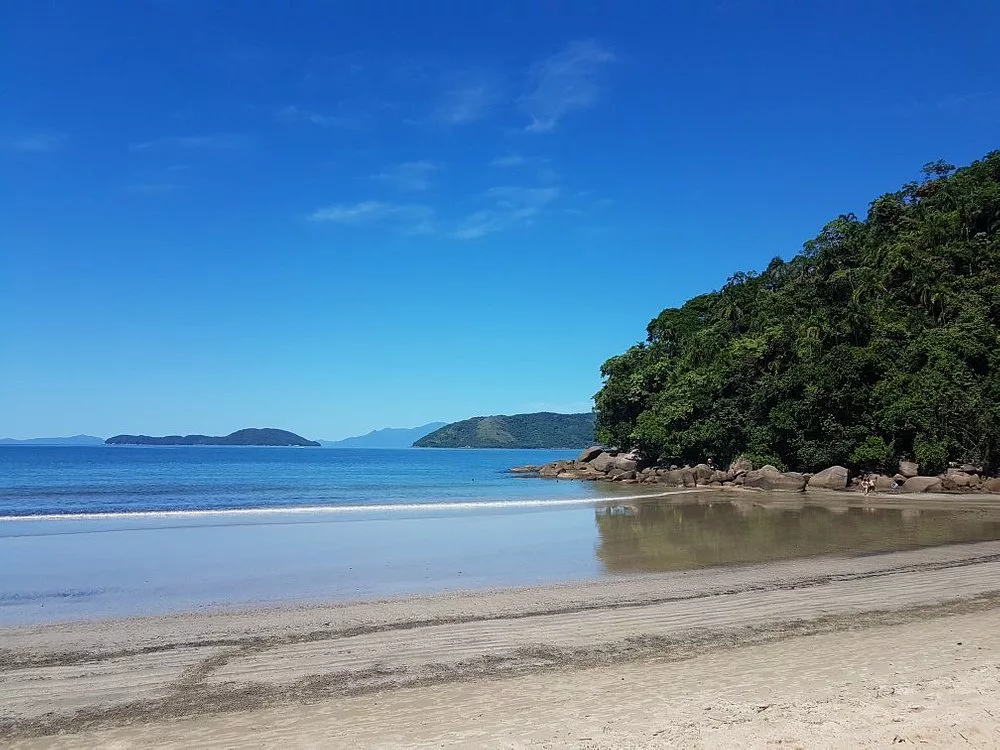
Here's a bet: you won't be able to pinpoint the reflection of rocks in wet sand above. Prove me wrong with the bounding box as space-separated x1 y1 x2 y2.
594 495 1000 574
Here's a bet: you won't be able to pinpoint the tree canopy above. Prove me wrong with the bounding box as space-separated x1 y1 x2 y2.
595 152 1000 474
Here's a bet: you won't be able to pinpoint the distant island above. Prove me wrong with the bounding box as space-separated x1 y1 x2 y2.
414 412 595 449
0 435 105 446
105 428 320 447
320 422 446 449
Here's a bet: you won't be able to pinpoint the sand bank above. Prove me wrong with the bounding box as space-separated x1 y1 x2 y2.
3 540 1000 746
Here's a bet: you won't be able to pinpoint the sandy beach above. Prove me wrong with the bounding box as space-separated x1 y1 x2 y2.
4 536 1000 747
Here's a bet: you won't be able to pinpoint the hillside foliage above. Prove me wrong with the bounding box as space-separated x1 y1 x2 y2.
414 412 595 449
595 152 1000 474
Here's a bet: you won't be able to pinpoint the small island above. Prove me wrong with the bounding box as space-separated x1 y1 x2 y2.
414 412 595 449
105 428 320 447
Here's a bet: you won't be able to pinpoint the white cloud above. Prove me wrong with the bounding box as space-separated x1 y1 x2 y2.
129 135 247 151
490 155 528 167
451 186 560 240
522 40 615 133
370 160 441 191
429 75 500 126
274 105 365 129
9 132 67 152
125 182 181 195
309 200 434 234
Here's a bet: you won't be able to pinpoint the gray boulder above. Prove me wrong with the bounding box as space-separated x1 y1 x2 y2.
576 446 605 463
588 452 614 473
900 476 942 493
744 466 807 492
807 465 849 490
728 457 753 475
984 478 1000 493
510 465 540 473
898 461 919 478
944 469 979 489
611 455 639 472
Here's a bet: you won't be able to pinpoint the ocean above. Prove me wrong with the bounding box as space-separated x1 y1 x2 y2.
3 446 1000 626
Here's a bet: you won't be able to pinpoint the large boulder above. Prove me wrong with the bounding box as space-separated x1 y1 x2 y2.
693 463 715 481
744 466 807 492
898 461 919 478
510 465 540 473
900 476 942 493
611 455 639 472
945 469 979 488
728 457 753 475
576 446 605 463
807 465 849 490
588 452 614 473
983 478 1000 493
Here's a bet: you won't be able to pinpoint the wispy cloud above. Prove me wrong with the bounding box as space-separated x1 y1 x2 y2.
429 74 501 126
274 105 366 129
309 200 434 234
9 132 68 152
451 185 560 240
522 40 615 133
129 134 247 152
490 154 529 168
370 160 441 191
125 182 181 195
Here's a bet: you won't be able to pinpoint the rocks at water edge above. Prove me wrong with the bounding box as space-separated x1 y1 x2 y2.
807 465 849 490
511 448 1000 494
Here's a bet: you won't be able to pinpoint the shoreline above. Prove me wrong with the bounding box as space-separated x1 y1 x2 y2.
4 539 1000 744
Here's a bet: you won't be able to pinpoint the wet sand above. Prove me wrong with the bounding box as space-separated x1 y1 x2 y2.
4 539 1000 747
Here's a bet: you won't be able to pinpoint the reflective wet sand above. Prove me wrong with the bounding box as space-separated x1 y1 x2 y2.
596 491 1000 573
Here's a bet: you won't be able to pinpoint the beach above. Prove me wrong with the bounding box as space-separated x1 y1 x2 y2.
4 535 1000 747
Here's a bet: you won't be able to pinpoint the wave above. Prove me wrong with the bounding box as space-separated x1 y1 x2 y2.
0 490 704 522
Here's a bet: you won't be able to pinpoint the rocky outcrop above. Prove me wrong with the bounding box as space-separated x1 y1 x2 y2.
899 476 943 493
743 466 807 492
807 465 849 490
576 446 605 463
898 461 919 478
513 453 1000 494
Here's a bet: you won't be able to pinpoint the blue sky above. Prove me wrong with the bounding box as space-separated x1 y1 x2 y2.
2 1 998 440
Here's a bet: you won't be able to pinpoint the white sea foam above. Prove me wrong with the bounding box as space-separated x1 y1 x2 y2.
0 490 706 522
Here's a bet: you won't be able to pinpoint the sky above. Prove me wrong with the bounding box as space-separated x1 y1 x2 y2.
2 1 999 440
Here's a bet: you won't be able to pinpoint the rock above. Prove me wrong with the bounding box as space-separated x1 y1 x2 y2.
728 457 754 475
945 469 979 488
807 465 849 490
900 476 942 493
510 465 540 473
693 463 715 481
660 469 685 487
960 464 982 475
611 455 638 472
898 461 919 478
538 464 561 478
874 474 899 490
983 478 1000 493
576 446 605 463
744 466 807 492
708 470 732 484
588 452 614 473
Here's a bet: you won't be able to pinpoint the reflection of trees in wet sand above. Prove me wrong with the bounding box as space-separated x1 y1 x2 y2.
595 499 1000 573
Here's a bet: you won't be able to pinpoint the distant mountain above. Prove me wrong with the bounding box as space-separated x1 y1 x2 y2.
0 435 105 446
105 428 320 447
320 422 447 449
414 412 595 449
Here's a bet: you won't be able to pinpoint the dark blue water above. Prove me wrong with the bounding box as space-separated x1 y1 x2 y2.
0 446 615 518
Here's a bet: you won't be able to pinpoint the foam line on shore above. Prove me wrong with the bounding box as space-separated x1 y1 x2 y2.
0 490 706 522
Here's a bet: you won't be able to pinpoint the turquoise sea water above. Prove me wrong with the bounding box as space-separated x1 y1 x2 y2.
3 447 1000 626
0 446 599 518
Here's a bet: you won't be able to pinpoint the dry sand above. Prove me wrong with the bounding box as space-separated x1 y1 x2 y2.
4 540 1000 748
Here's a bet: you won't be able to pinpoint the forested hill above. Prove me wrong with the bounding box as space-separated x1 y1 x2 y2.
595 152 1000 475
414 412 595 449
106 428 320 447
